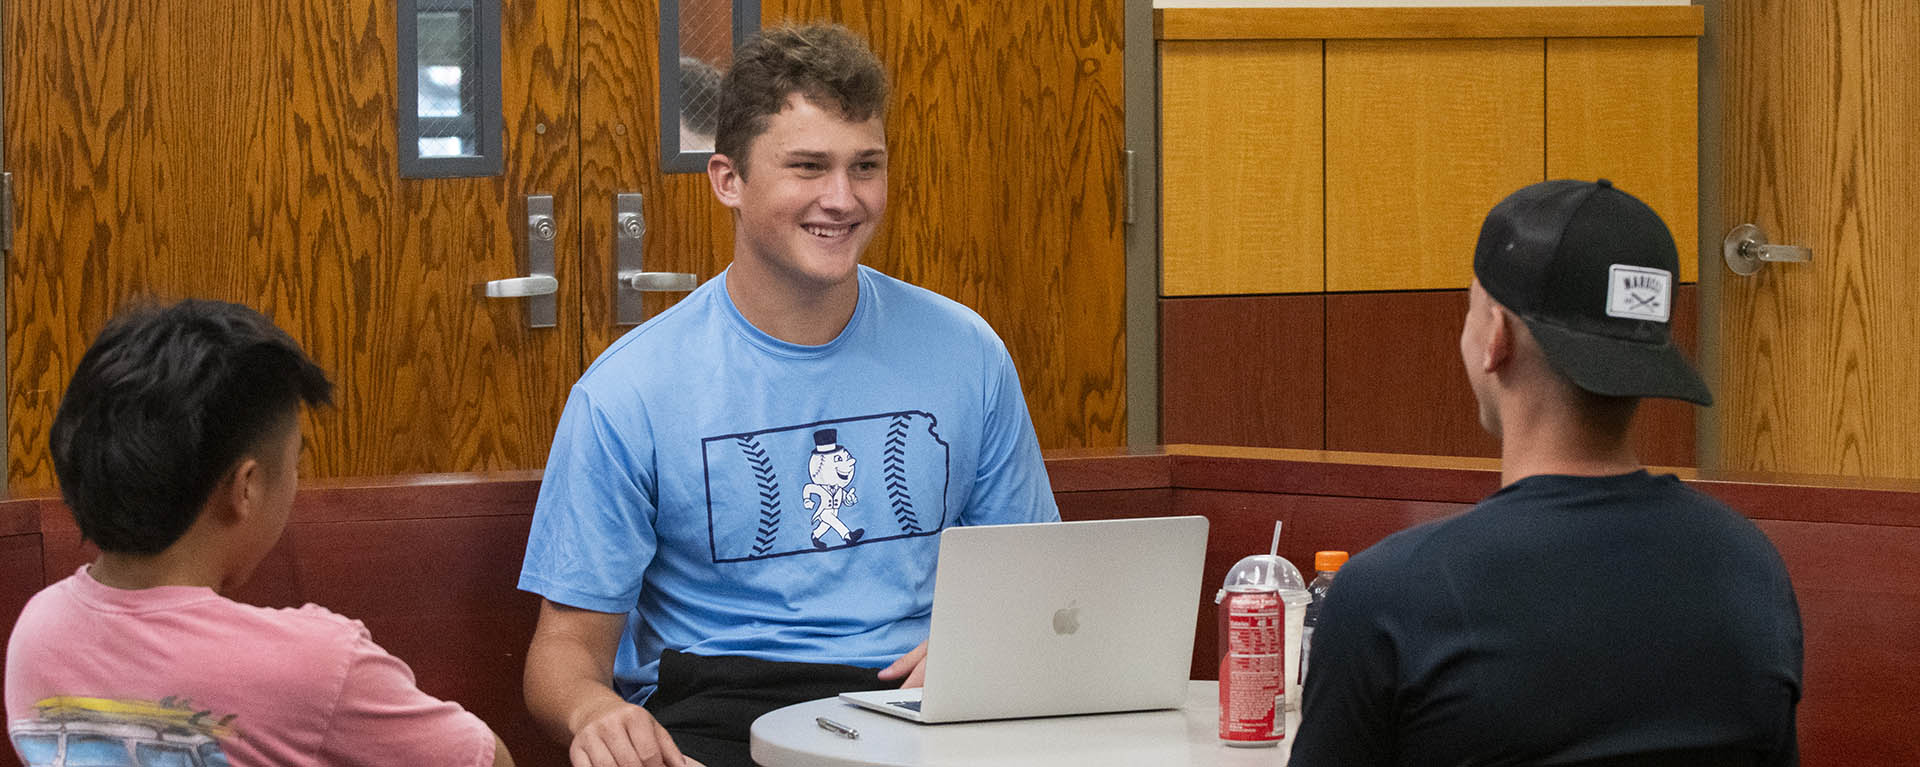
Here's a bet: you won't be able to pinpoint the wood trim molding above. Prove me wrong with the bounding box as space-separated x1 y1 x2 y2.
1156 7 1704 41
1045 448 1175 493
14 447 1920 536
1067 446 1920 530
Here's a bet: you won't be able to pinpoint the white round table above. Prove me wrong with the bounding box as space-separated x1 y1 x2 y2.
749 681 1298 767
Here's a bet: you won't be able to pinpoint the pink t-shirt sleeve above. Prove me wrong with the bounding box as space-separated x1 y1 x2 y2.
316 624 497 767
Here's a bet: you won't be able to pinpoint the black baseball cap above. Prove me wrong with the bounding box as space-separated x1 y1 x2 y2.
1472 179 1712 406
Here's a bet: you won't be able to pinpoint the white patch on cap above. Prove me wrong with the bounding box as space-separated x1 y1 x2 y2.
1606 264 1671 322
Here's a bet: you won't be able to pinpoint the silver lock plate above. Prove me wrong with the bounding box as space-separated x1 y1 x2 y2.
524 194 558 328
616 193 648 326
615 193 699 326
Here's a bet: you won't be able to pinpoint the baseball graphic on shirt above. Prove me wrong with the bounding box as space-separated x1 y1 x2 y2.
802 428 866 549
702 411 952 562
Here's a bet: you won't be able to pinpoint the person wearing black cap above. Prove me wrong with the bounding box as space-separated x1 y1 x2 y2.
1290 180 1803 766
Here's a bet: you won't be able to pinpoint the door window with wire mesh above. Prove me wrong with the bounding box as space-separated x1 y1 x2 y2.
398 0 504 177
661 0 758 172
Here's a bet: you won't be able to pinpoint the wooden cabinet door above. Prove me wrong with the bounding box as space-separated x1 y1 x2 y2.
3 0 582 488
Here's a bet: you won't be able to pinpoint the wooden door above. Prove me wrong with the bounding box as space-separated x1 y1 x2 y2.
582 0 1131 450
577 0 735 355
1710 2 1920 478
3 0 581 489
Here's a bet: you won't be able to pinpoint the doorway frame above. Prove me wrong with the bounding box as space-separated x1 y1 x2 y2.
2 0 11 492
1124 0 1159 446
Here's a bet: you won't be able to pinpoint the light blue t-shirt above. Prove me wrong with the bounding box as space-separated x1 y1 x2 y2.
518 266 1060 702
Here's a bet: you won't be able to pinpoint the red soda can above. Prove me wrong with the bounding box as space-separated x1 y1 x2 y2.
1217 585 1285 746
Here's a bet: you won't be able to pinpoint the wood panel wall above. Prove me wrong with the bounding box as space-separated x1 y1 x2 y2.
1155 6 1706 41
1159 295 1322 449
1155 7 1704 464
1713 1 1920 478
1324 287 1698 466
1160 40 1322 296
1323 291 1498 458
1158 32 1698 297
1324 39 1544 293
1165 286 1700 468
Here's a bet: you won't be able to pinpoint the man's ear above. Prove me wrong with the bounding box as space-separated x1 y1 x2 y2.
214 458 264 526
708 153 744 209
1481 303 1515 374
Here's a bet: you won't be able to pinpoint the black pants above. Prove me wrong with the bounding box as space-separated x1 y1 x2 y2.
643 649 897 767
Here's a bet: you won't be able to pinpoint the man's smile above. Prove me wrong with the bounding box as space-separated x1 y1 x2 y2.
804 223 857 238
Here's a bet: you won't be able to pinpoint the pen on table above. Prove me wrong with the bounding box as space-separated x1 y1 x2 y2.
816 716 860 740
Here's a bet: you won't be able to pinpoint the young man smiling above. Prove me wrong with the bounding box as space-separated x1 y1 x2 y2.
519 24 1058 767
709 91 886 345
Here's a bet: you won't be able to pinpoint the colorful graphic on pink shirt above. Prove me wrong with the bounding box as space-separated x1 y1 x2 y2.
9 696 233 767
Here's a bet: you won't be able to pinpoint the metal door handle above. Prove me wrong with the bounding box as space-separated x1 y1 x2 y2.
484 195 558 328
484 275 559 297
620 271 696 292
1724 223 1812 276
616 192 698 325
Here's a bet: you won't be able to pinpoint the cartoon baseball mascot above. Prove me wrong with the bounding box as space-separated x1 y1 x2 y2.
801 428 865 549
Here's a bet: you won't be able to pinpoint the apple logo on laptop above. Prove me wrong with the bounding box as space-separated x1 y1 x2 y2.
1052 602 1080 635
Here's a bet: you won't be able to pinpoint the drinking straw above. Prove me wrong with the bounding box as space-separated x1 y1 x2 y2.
1270 521 1282 558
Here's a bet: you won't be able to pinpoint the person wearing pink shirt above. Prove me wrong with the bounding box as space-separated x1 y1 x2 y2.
5 299 514 767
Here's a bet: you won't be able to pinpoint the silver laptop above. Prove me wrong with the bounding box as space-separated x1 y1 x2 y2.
839 516 1208 723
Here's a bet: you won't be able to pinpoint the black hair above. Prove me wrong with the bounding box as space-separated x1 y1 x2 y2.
49 299 333 554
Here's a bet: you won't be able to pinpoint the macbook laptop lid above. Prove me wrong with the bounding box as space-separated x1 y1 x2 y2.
840 515 1208 723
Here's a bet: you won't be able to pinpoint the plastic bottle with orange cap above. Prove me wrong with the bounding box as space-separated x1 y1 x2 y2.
1297 549 1349 705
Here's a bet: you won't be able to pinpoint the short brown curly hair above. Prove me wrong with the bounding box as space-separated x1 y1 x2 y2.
714 23 889 174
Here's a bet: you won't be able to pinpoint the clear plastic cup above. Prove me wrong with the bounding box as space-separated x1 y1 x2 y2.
1218 555 1313 719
